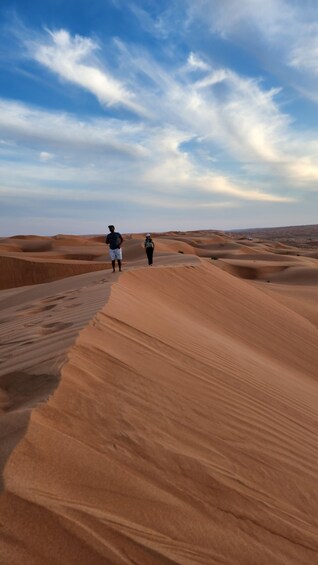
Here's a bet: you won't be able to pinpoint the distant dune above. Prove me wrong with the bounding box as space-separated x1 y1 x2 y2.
0 227 317 564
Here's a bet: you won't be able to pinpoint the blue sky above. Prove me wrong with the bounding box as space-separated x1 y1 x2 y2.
1 0 318 235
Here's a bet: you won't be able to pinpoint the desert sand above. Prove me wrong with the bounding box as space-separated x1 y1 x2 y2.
0 227 317 564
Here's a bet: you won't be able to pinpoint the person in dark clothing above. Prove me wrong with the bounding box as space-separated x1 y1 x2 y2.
144 233 155 265
106 225 123 272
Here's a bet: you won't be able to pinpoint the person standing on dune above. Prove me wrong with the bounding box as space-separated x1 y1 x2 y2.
144 233 155 265
106 225 123 273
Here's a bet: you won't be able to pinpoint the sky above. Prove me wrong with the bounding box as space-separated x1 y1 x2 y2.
1 0 318 235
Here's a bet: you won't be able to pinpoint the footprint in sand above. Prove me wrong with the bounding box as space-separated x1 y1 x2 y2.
41 295 65 303
18 304 57 316
38 322 73 336
65 302 81 308
23 321 41 328
0 338 35 347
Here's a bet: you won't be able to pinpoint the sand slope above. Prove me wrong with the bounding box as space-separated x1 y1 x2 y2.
0 268 116 498
1 256 317 564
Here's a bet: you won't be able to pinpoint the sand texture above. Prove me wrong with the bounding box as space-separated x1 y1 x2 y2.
0 227 317 564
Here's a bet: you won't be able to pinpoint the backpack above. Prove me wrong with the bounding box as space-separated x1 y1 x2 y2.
145 238 154 248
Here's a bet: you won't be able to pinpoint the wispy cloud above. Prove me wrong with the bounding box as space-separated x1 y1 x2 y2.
185 0 318 102
187 52 210 71
0 99 146 158
26 29 148 116
187 0 291 38
288 24 318 75
39 151 54 161
0 95 294 211
2 24 318 215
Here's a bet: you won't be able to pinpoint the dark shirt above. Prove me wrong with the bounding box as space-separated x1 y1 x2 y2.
106 232 122 249
144 238 154 249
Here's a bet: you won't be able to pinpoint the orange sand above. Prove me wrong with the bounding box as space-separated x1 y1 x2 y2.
0 229 317 564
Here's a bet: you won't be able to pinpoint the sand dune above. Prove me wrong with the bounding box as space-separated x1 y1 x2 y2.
0 228 318 563
0 255 111 290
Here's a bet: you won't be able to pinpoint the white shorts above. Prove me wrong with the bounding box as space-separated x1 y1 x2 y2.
109 248 122 261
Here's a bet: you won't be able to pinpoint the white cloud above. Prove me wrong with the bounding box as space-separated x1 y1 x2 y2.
185 0 318 101
288 24 318 74
108 39 292 172
289 157 318 182
186 0 293 39
0 98 146 159
40 151 54 161
26 29 148 116
194 69 230 89
199 174 294 202
187 52 210 71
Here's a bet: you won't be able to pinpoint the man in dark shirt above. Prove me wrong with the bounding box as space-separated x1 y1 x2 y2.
106 225 123 272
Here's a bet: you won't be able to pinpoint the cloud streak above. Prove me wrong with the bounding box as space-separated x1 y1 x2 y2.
0 98 146 159
27 29 148 116
185 0 318 102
